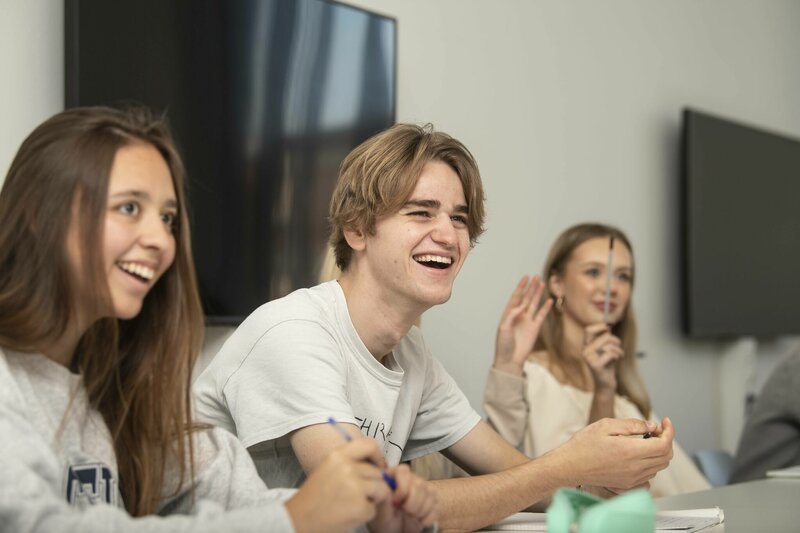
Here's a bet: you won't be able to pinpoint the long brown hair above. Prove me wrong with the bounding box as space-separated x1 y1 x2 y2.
534 223 651 418
0 106 205 515
329 123 486 270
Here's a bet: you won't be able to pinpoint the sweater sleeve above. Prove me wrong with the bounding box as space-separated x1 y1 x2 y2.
0 382 295 533
483 367 529 449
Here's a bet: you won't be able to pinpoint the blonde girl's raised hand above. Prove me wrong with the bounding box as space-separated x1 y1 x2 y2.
493 275 553 376
581 323 623 392
285 438 391 533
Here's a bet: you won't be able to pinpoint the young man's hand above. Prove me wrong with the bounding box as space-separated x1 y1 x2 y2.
558 417 674 490
368 463 439 533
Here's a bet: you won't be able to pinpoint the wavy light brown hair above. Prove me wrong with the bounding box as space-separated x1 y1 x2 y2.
329 123 486 270
0 106 204 515
535 223 651 418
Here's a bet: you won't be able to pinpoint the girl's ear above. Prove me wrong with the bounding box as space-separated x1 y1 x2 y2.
343 226 366 252
548 272 564 298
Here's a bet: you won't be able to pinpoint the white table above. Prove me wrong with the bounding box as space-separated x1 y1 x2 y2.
655 478 800 532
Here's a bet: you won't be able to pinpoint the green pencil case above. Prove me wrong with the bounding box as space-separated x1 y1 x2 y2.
546 488 655 533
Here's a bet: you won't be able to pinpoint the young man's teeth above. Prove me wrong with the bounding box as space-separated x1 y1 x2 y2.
414 255 452 265
118 262 155 281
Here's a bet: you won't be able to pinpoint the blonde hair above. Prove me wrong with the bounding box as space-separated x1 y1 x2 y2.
0 107 205 515
536 223 651 418
329 123 485 271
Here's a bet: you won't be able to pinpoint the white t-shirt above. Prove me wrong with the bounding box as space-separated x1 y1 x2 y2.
193 281 481 488
0 348 295 533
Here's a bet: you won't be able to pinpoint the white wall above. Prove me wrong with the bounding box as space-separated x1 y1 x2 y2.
3 0 800 456
0 1 63 178
341 0 800 455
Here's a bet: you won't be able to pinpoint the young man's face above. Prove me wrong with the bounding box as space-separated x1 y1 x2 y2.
358 160 471 310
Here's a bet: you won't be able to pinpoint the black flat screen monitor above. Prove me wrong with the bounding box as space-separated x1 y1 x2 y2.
66 0 396 323
682 109 800 338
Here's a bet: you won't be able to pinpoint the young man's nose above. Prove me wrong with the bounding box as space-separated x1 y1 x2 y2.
431 213 457 245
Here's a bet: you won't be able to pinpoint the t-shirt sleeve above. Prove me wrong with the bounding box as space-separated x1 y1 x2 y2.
221 320 355 448
403 347 481 461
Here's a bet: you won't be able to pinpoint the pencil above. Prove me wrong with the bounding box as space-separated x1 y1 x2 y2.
603 236 615 323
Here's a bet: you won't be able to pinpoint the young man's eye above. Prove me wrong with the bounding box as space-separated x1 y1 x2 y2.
451 215 468 226
409 211 432 218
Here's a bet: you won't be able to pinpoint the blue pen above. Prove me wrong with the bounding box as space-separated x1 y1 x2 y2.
327 417 397 490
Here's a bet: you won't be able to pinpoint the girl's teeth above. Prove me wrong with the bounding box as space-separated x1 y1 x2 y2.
118 262 155 280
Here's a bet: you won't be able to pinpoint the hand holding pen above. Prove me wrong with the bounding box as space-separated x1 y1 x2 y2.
328 418 439 533
284 437 393 533
327 417 397 489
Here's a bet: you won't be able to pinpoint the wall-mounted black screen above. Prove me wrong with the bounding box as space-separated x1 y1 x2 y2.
66 0 396 323
682 109 800 338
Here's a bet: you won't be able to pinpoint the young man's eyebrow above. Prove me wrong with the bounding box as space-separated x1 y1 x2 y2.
403 199 470 213
403 199 440 209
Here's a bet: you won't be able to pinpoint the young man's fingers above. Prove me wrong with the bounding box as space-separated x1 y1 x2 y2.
388 463 412 504
601 417 657 437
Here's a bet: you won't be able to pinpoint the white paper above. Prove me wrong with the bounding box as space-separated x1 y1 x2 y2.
482 508 724 532
766 465 800 478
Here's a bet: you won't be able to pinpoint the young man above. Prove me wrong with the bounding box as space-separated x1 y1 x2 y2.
193 124 674 531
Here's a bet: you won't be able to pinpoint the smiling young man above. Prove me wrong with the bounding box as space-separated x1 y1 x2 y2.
193 124 675 532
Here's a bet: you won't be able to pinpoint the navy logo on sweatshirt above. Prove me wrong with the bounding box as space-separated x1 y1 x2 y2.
65 463 118 507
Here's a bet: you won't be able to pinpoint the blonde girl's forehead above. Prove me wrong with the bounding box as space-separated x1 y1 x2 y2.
569 237 633 267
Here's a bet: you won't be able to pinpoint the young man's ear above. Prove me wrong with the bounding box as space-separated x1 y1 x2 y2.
343 226 367 252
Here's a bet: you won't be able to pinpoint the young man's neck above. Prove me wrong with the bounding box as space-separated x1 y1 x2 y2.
337 272 426 363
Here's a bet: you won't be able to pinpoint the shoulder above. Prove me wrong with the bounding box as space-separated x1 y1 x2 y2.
221 283 342 355
525 351 571 385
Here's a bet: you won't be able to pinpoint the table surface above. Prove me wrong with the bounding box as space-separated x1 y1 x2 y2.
654 478 800 532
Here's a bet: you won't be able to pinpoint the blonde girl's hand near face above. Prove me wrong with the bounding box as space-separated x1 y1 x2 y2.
493 275 553 377
582 323 624 423
582 323 623 392
285 438 392 533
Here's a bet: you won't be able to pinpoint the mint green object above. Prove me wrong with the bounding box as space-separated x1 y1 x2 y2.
547 488 655 533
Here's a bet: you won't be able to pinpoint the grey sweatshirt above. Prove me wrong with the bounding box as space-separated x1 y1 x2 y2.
0 348 295 532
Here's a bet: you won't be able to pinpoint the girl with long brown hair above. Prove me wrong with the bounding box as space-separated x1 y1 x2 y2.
0 106 396 532
484 223 709 496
